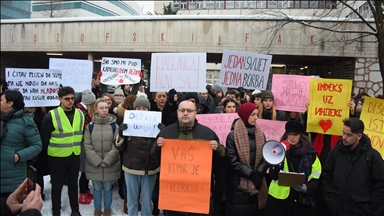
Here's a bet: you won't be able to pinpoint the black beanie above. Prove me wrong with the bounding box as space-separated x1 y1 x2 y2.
261 90 274 102
182 92 199 104
285 121 305 134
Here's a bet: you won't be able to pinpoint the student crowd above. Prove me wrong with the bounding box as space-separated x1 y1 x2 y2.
0 74 383 216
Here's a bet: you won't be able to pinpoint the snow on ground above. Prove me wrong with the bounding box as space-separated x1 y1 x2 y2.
41 176 164 216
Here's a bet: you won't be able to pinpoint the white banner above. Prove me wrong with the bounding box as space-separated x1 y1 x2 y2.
49 58 93 92
100 57 141 85
123 110 162 138
219 50 272 90
150 53 207 92
5 68 62 107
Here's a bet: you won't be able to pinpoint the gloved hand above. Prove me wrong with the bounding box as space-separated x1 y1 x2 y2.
250 171 262 190
292 184 307 193
119 123 128 137
158 123 166 131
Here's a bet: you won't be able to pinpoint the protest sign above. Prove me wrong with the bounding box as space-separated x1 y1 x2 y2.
196 113 238 147
257 119 287 141
123 110 162 138
100 57 141 85
159 139 212 214
49 58 92 92
219 50 272 90
150 53 206 92
271 74 310 112
359 97 384 159
5 68 62 107
307 78 352 136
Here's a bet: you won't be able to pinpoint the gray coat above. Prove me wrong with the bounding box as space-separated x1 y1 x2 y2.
84 114 120 182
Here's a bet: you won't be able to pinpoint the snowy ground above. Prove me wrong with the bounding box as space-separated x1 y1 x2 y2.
41 175 165 216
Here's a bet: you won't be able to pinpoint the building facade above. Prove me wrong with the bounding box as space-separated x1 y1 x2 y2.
31 0 144 18
1 1 32 19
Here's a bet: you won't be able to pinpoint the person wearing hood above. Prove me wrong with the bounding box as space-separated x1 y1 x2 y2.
0 90 42 197
84 98 121 216
197 95 210 114
322 118 384 216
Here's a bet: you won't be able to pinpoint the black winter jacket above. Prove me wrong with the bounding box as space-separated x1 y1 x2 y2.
322 134 384 216
225 123 268 216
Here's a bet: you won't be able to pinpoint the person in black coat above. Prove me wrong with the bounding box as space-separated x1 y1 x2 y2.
322 118 384 216
225 103 269 216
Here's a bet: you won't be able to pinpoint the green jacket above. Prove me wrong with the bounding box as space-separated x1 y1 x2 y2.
1 109 42 193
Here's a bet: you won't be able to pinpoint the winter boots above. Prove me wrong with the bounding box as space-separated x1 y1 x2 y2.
123 196 128 214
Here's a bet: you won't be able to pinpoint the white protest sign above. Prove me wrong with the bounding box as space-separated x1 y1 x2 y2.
5 68 62 107
150 53 206 92
49 58 93 92
100 57 141 85
219 50 272 90
123 110 162 138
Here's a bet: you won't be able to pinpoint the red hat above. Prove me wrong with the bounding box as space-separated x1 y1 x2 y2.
238 102 258 125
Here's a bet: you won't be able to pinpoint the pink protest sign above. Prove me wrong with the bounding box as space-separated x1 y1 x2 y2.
271 74 310 112
196 113 238 147
257 119 287 141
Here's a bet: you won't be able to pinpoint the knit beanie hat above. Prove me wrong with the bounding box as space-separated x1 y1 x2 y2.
133 95 151 110
81 89 96 105
212 84 222 92
238 102 258 125
114 88 124 96
261 90 274 102
182 92 199 104
285 121 305 134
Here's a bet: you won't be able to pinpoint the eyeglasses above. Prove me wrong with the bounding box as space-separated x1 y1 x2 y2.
62 97 75 101
178 109 196 113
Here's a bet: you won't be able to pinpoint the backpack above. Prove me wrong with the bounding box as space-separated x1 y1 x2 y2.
88 122 116 135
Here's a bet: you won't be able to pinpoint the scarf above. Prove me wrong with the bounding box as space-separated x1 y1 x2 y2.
0 109 17 140
233 119 268 209
313 133 339 157
262 108 272 120
288 143 317 206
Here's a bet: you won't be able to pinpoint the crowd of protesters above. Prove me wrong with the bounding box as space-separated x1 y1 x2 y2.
0 74 383 216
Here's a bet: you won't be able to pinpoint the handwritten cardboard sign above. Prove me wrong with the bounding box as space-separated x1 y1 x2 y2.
271 74 310 112
359 97 384 159
307 78 352 136
123 110 162 138
257 119 287 141
101 57 141 85
150 53 207 92
219 50 272 90
159 139 212 214
196 113 238 147
5 68 62 107
49 58 92 92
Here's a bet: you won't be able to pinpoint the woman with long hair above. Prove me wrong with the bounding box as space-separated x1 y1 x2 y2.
101 93 117 116
257 90 279 120
264 121 321 216
221 98 238 113
283 111 303 123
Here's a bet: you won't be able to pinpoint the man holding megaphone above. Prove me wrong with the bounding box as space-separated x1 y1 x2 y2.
263 121 322 216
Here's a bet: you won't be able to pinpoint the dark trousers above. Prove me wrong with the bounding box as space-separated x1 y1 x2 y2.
48 154 80 214
79 172 89 193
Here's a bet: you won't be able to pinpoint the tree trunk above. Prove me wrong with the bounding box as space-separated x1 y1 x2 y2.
374 1 384 95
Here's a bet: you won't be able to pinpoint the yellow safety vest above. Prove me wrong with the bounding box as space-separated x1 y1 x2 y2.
268 155 321 199
48 107 84 157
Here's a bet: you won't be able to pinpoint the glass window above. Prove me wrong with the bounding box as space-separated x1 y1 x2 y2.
236 1 245 8
268 0 277 9
248 0 257 8
216 0 224 8
310 0 318 8
301 0 309 8
196 0 203 9
278 0 288 8
226 0 235 9
257 0 267 8
207 0 215 9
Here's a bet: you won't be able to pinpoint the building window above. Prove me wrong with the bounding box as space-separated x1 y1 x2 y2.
292 0 336 9
236 1 245 8
226 0 235 9
173 0 180 10
216 0 224 9
187 0 203 9
206 0 215 9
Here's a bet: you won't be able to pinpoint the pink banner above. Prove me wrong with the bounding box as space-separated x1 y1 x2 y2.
257 119 287 141
271 74 310 112
196 113 238 147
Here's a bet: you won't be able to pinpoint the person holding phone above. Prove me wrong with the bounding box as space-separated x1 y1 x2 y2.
1 178 43 216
